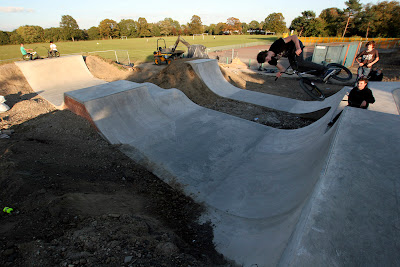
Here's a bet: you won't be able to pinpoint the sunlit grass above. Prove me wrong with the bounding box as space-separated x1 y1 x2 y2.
0 35 279 63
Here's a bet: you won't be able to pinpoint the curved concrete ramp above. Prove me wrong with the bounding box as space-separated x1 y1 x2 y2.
187 59 347 114
367 81 400 115
65 80 339 266
15 55 106 108
282 107 400 266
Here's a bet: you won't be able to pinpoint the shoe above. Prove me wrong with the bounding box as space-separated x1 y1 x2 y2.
323 69 336 83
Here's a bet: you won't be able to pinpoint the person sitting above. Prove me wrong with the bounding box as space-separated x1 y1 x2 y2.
355 41 379 80
20 43 34 59
348 77 375 109
49 41 58 56
328 77 375 126
257 35 335 81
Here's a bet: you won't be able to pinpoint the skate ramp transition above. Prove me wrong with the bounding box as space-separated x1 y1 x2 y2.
188 59 348 115
14 55 106 108
64 79 400 266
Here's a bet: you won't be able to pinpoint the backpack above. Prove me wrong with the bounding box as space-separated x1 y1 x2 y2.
368 69 383 81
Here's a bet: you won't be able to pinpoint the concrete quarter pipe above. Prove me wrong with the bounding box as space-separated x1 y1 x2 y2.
15 55 106 108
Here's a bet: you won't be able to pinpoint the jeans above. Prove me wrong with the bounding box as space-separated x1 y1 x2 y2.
357 66 371 79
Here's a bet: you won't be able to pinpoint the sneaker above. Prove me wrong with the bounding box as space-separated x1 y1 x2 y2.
323 69 336 82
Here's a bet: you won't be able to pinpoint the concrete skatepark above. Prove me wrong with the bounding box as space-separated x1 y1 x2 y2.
16 55 400 266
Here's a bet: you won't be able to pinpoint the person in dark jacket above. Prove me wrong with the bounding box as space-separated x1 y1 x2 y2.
348 77 375 109
328 77 375 126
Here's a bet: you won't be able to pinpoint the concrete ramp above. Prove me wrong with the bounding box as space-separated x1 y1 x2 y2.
65 80 341 266
282 107 400 266
367 81 400 115
15 55 106 108
187 59 347 114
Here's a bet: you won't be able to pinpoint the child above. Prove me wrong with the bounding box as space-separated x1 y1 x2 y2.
348 77 375 109
355 41 379 80
49 41 58 55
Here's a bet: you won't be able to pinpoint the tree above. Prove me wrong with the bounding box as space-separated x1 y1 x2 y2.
60 15 80 41
205 24 216 35
249 20 261 30
263 13 287 33
150 23 161 37
99 19 120 39
370 1 400 37
342 0 363 36
290 11 326 37
118 19 138 38
319 8 346 36
16 25 44 43
214 23 226 35
87 26 100 40
137 17 151 37
188 15 203 34
158 18 177 36
44 27 63 42
226 17 241 34
241 22 249 34
9 30 24 44
0 31 10 45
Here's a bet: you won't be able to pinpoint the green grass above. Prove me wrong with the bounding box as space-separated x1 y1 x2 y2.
0 35 279 64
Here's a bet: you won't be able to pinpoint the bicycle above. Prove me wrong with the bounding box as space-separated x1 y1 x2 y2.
22 47 40 61
275 62 352 101
44 46 60 58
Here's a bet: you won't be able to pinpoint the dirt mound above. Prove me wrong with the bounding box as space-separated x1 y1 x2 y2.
0 64 56 129
85 56 130 82
148 59 220 106
145 59 318 129
0 62 226 267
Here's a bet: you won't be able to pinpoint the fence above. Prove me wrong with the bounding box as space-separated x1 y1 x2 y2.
0 49 132 66
82 50 132 66
207 42 266 53
300 37 400 49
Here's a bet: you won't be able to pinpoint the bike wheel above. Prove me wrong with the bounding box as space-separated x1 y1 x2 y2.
55 51 60 57
327 63 352 82
299 78 325 101
22 54 31 61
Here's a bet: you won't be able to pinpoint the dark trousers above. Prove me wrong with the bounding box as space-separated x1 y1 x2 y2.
289 50 327 76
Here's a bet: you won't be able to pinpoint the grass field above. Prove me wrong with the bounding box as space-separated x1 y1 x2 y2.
0 35 279 64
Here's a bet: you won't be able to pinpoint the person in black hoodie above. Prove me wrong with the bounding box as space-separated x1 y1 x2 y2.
348 77 375 109
328 77 375 126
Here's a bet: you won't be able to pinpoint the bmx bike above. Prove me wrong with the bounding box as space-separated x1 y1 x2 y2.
44 47 60 58
275 63 352 101
22 47 40 61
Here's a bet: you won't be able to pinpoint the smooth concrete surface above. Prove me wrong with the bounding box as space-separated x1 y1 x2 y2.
21 56 399 266
367 81 400 115
394 89 400 114
67 80 340 266
15 55 106 107
281 107 400 266
187 58 348 115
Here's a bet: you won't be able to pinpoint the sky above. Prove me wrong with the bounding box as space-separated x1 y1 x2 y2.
0 0 382 32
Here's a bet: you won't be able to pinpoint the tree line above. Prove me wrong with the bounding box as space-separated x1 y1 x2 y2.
0 0 399 46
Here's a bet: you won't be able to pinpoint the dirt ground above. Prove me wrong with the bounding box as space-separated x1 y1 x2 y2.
0 47 398 267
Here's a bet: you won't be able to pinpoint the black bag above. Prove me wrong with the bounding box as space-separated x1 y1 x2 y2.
368 69 383 81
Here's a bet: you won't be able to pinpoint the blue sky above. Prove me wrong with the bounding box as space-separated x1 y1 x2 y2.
0 0 380 31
